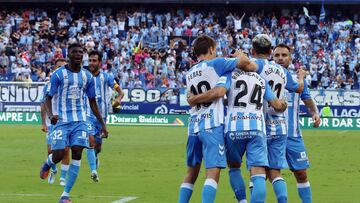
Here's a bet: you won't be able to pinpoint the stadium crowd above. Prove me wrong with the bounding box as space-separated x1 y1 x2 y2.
0 6 359 89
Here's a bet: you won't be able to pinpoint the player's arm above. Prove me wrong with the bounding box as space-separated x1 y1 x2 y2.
40 103 48 133
188 86 227 107
112 82 124 107
187 73 231 107
303 99 320 128
45 74 60 125
284 68 305 93
300 80 320 128
87 77 109 137
265 82 287 112
232 50 258 72
212 53 257 76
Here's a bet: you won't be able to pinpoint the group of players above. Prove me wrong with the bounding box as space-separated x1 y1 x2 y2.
38 43 124 203
178 34 321 203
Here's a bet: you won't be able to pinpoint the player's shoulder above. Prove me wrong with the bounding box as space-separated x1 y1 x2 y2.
53 66 65 76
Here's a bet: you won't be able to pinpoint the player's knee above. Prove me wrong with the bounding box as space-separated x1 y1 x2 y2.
52 150 65 163
227 161 241 169
95 145 102 154
294 169 308 183
71 146 84 160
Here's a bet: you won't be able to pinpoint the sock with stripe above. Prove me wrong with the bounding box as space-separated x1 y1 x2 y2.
64 160 81 195
60 164 69 180
272 177 287 203
86 148 97 172
297 182 312 203
202 178 217 203
229 168 247 202
250 175 266 203
178 183 194 203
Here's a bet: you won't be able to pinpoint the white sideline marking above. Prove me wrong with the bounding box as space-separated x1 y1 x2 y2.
111 196 138 203
339 130 349 134
0 194 138 202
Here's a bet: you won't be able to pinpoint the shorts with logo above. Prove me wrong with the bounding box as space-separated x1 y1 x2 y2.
46 125 54 145
186 125 226 169
87 117 104 144
51 121 89 150
286 136 310 171
267 134 288 169
225 130 268 170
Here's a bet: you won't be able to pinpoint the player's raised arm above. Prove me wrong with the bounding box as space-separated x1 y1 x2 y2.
187 73 231 107
231 50 258 72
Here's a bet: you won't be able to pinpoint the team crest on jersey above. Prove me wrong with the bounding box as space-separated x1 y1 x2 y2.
82 74 87 81
100 75 104 81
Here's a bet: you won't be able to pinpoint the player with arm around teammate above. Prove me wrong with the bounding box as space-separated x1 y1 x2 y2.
188 69 288 203
177 34 257 203
273 44 320 203
85 50 124 182
39 43 108 203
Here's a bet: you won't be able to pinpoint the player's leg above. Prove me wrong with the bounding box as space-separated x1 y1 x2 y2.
200 126 226 203
286 137 311 203
60 146 70 186
40 125 67 180
95 143 102 169
246 131 269 203
93 120 103 170
59 122 89 202
87 135 98 182
46 125 58 184
225 131 247 203
178 134 202 203
267 136 288 203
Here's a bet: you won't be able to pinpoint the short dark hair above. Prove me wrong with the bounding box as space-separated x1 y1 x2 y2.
54 58 67 64
252 34 272 55
68 43 82 52
89 50 103 61
192 35 216 57
274 44 291 53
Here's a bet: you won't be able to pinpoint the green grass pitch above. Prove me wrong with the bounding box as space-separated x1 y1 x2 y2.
0 124 359 203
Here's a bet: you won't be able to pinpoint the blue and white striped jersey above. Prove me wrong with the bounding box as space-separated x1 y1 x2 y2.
47 66 96 123
186 57 237 134
285 74 312 137
225 70 276 133
255 58 299 136
86 70 115 121
41 82 59 126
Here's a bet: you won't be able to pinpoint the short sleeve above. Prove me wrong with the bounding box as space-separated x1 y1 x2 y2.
86 75 96 99
107 74 115 88
212 57 238 76
255 58 265 74
285 69 300 92
300 80 312 100
47 73 60 97
215 72 231 90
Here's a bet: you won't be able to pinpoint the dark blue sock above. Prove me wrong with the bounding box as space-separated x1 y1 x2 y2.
229 168 246 202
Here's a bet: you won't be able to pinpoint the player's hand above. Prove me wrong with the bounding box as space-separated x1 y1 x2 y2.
50 115 59 125
41 124 48 133
101 125 109 138
187 92 197 107
312 114 321 128
230 49 247 61
296 68 306 79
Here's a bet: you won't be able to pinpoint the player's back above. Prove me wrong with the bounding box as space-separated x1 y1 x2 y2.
225 70 267 133
186 60 226 133
256 58 288 135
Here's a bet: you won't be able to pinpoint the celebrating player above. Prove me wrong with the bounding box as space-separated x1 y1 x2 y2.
249 34 305 203
86 50 124 182
188 68 288 203
39 43 108 203
40 58 70 186
273 44 320 203
178 34 257 203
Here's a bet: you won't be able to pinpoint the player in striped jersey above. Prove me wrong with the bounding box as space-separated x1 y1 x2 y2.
188 69 287 203
40 58 70 186
273 44 320 203
39 43 108 203
249 34 305 203
178 35 257 203
85 50 124 182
